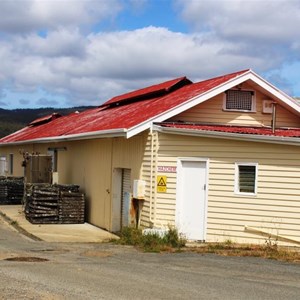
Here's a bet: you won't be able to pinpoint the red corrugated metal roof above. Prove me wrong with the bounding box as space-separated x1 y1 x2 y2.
0 69 255 144
159 123 300 138
29 113 62 126
102 76 192 106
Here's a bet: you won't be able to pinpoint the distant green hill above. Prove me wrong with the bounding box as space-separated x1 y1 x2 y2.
1 98 299 139
0 107 95 138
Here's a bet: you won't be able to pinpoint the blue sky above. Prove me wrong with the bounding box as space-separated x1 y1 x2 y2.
0 0 299 109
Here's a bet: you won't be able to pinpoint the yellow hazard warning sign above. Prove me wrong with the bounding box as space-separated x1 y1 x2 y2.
157 175 167 193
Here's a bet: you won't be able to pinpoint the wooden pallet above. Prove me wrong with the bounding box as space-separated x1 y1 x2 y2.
0 177 24 205
25 184 85 224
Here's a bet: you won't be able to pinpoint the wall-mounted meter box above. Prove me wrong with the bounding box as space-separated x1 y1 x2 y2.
262 100 273 114
133 180 146 199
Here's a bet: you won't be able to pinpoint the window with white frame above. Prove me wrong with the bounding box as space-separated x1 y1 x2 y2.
235 163 258 195
224 90 255 112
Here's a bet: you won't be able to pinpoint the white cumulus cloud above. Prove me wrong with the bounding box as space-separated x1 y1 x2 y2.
0 0 300 108
0 0 122 33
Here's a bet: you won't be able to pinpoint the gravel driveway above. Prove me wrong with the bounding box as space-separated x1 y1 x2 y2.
1 217 300 300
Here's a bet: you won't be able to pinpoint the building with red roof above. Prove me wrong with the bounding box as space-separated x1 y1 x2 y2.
1 69 300 246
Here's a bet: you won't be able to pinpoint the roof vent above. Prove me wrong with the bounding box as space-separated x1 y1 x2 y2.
29 113 62 127
100 76 193 109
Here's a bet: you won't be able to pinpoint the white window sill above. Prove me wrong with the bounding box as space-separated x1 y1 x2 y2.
234 192 257 197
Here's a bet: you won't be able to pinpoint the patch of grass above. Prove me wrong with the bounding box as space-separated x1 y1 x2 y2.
115 226 186 252
114 228 300 263
116 227 142 246
188 242 300 263
10 220 18 226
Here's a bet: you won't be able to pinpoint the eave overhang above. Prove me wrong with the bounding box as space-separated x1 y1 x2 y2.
0 128 127 147
153 125 300 147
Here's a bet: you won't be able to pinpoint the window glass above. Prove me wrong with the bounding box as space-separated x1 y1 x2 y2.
235 163 257 195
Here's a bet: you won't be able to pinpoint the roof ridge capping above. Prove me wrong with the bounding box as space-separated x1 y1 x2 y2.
198 68 251 87
208 68 251 81
100 76 193 108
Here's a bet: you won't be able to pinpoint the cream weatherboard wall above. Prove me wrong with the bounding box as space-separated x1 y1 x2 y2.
0 135 145 231
32 136 145 230
170 89 300 128
140 132 300 246
0 145 30 176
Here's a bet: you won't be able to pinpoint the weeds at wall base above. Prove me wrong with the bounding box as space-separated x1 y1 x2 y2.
187 242 300 263
114 227 300 263
115 226 186 253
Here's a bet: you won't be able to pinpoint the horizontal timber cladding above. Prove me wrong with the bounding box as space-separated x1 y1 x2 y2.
153 132 300 245
169 89 300 128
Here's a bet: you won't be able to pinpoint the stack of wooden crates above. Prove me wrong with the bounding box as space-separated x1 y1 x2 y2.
23 155 85 224
0 176 24 205
25 184 85 224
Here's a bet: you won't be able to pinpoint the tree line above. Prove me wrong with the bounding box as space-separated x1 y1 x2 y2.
0 107 95 138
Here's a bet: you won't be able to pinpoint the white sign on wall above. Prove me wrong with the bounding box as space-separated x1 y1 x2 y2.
157 166 177 173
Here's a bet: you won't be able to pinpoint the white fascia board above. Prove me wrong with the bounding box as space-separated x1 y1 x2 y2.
153 125 300 147
0 128 127 147
127 69 300 138
247 72 300 113
126 71 253 138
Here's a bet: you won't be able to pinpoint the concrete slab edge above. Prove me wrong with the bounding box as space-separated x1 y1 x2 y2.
0 210 42 241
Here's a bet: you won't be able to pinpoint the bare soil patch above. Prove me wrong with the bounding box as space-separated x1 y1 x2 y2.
81 250 113 258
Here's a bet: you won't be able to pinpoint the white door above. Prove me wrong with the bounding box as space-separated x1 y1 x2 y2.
176 159 208 241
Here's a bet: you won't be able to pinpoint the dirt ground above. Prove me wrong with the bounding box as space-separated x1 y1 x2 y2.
1 217 300 300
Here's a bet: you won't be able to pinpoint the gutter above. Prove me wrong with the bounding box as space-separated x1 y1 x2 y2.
0 128 127 147
153 125 300 146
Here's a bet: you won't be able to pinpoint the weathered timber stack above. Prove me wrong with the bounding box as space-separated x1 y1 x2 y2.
0 181 8 203
0 177 24 205
59 191 85 223
25 184 59 224
25 184 85 224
